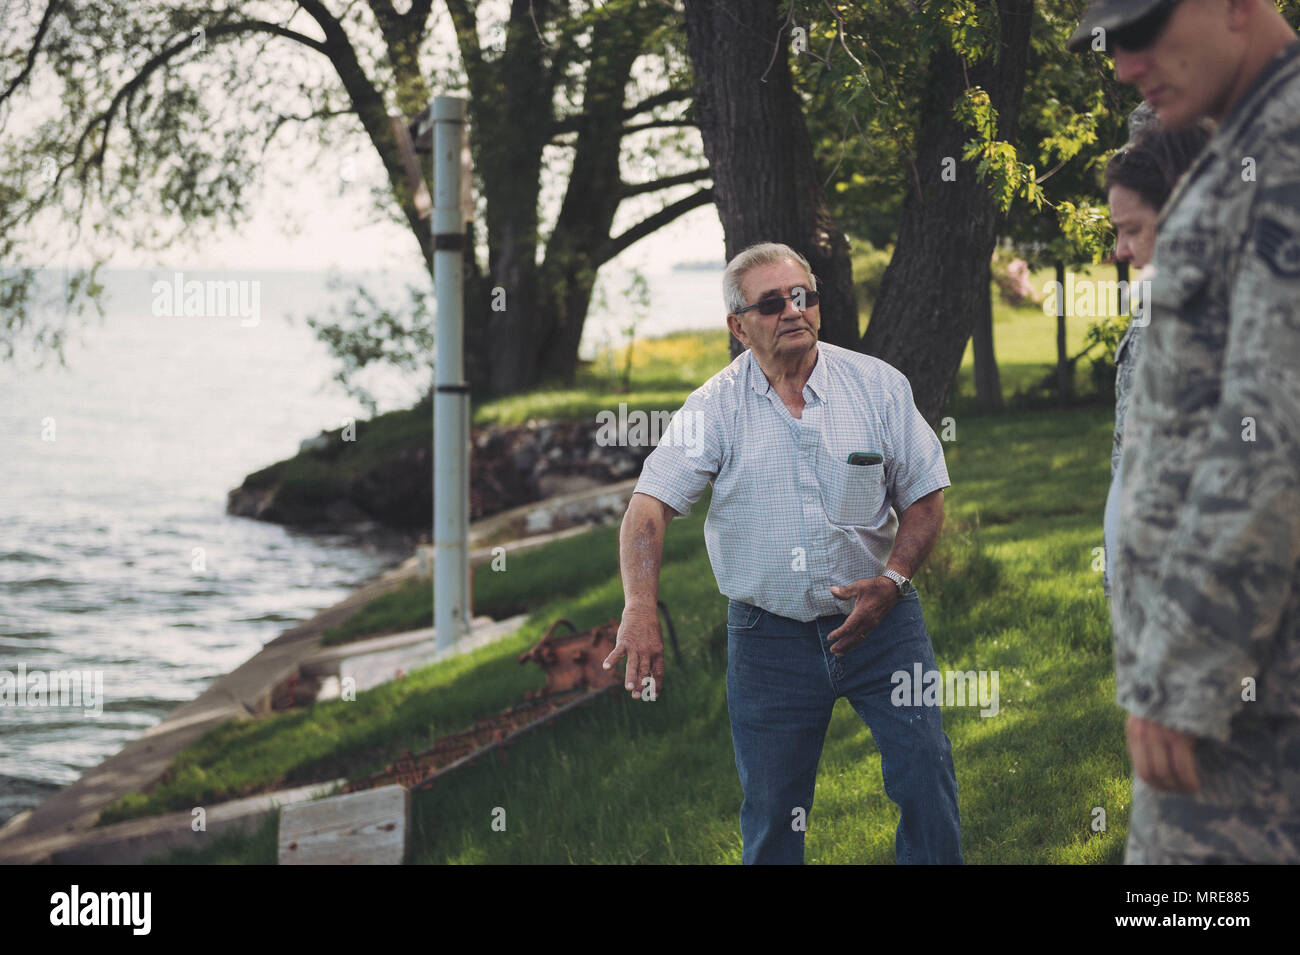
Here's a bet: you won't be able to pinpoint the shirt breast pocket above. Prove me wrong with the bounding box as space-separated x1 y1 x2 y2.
1146 251 1225 406
1151 223 1222 319
1155 260 1212 311
817 452 885 527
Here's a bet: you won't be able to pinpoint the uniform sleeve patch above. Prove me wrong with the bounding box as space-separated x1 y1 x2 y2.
1253 216 1300 277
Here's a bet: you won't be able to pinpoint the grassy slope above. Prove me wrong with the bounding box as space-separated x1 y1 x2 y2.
141 405 1125 864
105 519 704 826
398 407 1125 865
134 284 1127 863
241 398 434 506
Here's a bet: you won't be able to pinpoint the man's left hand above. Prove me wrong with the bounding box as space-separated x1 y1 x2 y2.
825 577 899 657
1126 713 1200 793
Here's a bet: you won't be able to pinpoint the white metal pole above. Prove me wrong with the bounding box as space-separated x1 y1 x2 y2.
432 96 471 652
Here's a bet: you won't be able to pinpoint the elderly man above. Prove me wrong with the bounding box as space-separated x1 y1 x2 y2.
1070 0 1300 863
603 242 961 864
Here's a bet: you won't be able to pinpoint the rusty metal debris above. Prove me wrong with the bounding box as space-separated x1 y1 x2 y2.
516 617 620 696
343 600 679 794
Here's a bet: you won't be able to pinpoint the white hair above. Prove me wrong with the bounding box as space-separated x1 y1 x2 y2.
723 242 817 315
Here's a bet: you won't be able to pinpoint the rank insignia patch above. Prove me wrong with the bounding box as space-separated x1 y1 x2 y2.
1254 217 1300 277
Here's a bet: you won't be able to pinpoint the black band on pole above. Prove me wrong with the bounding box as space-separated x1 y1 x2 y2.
434 233 465 251
435 383 471 393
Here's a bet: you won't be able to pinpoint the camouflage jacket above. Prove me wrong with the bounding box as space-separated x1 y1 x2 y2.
1111 319 1146 476
1112 40 1300 742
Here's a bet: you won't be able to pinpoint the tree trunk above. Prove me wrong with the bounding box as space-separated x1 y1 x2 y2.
971 281 1003 411
1054 259 1071 401
453 0 554 398
453 0 707 396
534 8 651 385
860 0 1034 423
682 0 858 361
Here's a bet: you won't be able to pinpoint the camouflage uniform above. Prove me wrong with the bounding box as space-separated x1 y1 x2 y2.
1102 315 1144 597
1103 104 1158 600
1110 321 1146 479
1112 40 1300 864
1103 320 1144 600
1110 100 1158 481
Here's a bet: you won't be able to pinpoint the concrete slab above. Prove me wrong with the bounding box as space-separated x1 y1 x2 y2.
278 785 408 865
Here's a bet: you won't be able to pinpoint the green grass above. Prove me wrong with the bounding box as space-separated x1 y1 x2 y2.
320 510 710 646
131 280 1130 863
99 505 714 824
847 246 1117 412
945 263 1118 416
402 407 1126 865
318 576 435 646
472 329 734 428
96 627 551 826
143 813 280 865
243 399 435 498
143 403 1128 864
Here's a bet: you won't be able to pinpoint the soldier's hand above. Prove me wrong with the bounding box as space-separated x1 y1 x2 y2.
825 577 899 657
1126 713 1200 793
603 604 665 701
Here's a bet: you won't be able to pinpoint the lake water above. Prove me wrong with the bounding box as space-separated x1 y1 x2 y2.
0 265 723 826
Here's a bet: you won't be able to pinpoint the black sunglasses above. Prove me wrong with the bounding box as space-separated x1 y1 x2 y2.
1108 0 1183 53
735 286 820 316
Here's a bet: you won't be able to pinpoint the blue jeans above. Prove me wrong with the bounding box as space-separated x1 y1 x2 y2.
726 591 963 864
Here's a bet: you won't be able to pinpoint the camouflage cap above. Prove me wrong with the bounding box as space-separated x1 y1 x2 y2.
1068 0 1170 54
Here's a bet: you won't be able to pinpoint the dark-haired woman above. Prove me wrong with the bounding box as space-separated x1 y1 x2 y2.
1102 121 1211 595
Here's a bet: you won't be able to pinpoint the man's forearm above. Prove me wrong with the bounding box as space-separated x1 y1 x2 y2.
620 494 669 612
886 489 944 579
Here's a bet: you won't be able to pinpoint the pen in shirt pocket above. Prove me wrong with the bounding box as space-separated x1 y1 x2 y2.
847 451 883 466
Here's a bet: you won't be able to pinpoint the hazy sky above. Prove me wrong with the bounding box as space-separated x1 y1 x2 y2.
178 159 725 275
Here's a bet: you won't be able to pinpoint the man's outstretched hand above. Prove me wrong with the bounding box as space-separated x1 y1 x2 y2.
825 577 899 657
603 605 665 700
1126 713 1200 793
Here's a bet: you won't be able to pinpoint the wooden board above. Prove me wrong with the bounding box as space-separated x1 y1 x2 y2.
46 778 346 865
278 785 409 865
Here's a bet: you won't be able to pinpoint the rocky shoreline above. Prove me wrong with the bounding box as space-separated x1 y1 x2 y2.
226 415 654 544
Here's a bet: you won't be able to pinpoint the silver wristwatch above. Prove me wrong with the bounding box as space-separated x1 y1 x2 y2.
882 568 913 596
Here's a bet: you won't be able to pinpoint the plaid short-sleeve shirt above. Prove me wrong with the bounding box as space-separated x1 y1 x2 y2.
634 341 950 622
